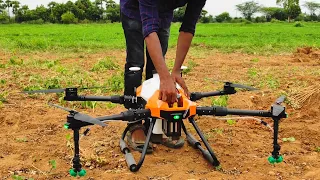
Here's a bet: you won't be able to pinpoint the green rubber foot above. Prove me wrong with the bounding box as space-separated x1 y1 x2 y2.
78 169 86 177
268 156 283 164
64 123 69 129
69 169 77 177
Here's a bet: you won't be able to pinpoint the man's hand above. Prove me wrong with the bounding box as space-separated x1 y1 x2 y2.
171 71 190 98
159 76 177 105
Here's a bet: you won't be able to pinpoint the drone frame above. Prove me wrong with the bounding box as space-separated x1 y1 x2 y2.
37 81 287 177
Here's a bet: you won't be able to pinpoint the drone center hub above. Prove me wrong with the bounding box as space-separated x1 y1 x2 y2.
161 112 185 139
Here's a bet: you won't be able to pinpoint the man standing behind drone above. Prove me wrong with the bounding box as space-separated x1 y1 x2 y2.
120 0 207 152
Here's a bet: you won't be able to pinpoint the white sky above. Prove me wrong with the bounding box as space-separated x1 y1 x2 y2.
18 0 320 16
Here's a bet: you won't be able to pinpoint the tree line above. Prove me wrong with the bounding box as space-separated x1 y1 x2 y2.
0 0 319 24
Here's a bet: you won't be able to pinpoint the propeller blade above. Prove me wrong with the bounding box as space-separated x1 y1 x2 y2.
229 83 259 91
48 103 106 127
48 103 75 113
23 86 106 94
275 96 286 105
74 113 107 127
23 89 65 94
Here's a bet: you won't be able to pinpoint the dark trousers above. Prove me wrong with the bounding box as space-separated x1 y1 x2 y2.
121 14 170 100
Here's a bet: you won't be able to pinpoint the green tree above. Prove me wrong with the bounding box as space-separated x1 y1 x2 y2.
0 0 5 13
61 11 77 24
4 0 12 17
11 0 19 16
48 1 58 22
52 3 67 22
173 6 186 22
215 12 232 22
303 1 320 15
106 1 120 22
35 5 49 22
236 1 261 20
276 0 301 22
260 7 287 21
0 11 9 23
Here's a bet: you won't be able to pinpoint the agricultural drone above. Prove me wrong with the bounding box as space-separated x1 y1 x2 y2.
24 67 287 177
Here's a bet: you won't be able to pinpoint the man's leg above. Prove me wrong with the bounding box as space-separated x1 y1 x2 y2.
122 14 144 99
121 14 152 153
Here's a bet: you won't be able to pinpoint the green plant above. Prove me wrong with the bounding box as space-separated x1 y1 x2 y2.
316 147 320 152
49 160 57 170
251 58 260 62
247 67 258 78
23 85 43 92
282 137 296 142
11 175 34 180
107 73 124 92
0 92 7 103
81 101 97 111
15 137 28 142
294 22 304 27
0 79 6 85
0 63 6 68
106 102 117 109
211 128 224 135
265 75 280 89
45 60 59 68
44 77 61 89
211 95 229 107
226 119 236 126
91 58 119 71
8 57 24 66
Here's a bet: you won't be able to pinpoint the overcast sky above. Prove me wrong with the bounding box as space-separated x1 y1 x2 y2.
18 0 319 16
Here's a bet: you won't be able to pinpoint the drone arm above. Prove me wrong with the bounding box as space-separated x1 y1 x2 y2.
96 109 151 122
66 95 122 103
196 106 271 117
190 91 230 101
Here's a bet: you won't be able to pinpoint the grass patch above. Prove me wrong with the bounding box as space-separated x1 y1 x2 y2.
211 95 229 107
1 23 320 54
91 58 120 71
226 119 236 126
106 72 124 92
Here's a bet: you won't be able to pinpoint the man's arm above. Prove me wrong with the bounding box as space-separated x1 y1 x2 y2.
139 0 177 104
172 0 206 97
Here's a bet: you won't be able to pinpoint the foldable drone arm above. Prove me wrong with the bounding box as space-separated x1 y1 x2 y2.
196 104 287 164
97 109 151 122
190 91 229 101
196 106 272 117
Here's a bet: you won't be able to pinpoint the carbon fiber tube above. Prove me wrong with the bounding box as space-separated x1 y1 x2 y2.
97 114 124 121
200 149 214 165
227 109 271 117
186 134 201 149
196 107 272 117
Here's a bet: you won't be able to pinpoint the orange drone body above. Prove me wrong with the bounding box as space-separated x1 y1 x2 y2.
135 74 197 119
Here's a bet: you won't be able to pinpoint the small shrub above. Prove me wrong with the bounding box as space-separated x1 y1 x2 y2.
211 95 229 107
242 20 252 25
271 18 281 23
227 119 236 126
91 58 119 71
294 22 304 27
61 12 78 24
107 73 124 92
44 77 61 89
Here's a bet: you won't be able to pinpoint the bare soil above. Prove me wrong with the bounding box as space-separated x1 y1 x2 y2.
0 48 319 180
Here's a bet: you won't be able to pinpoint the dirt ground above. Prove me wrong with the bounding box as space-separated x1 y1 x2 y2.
0 47 319 180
